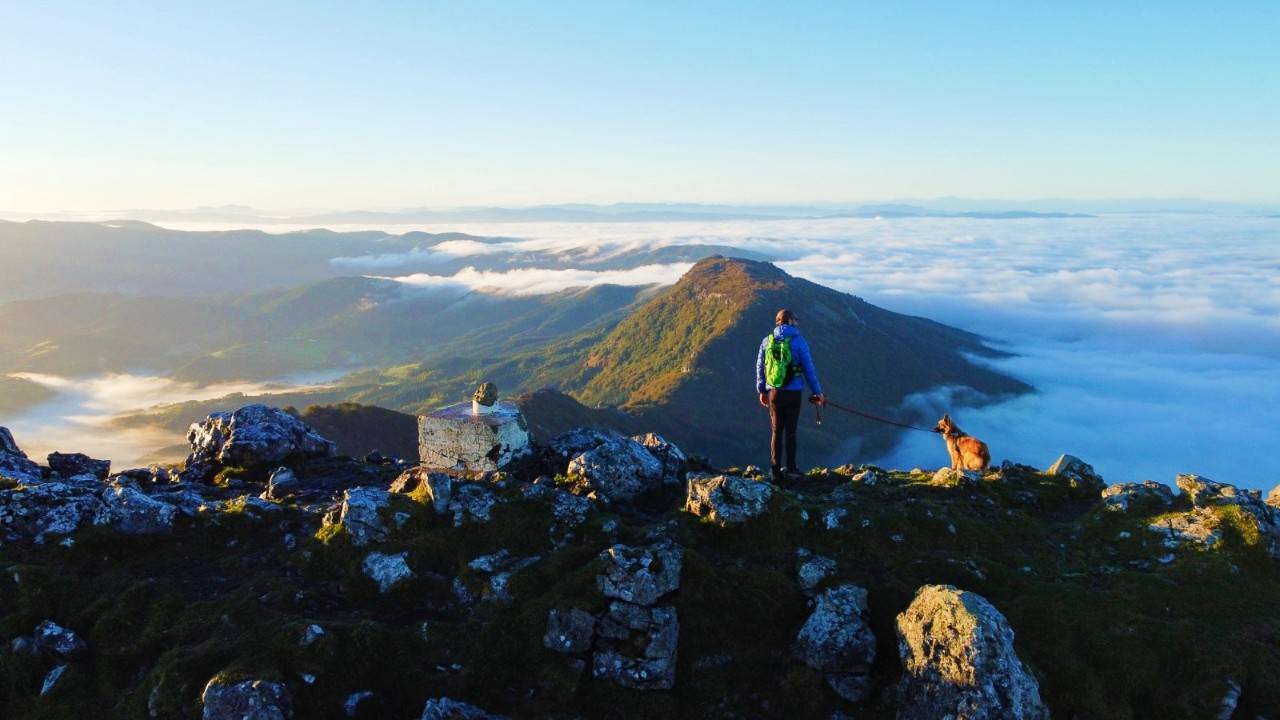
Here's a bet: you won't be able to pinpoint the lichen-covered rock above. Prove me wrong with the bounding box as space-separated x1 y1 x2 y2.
549 427 617 460
264 467 301 500
1171 474 1280 558
47 452 111 480
1101 481 1174 512
330 487 401 546
597 543 682 606
0 427 43 484
796 549 837 597
1150 507 1224 550
420 697 508 720
94 485 177 535
0 479 99 543
1047 454 1105 493
1177 473 1260 507
931 467 981 487
363 551 415 592
543 607 596 654
593 602 679 690
793 584 876 702
201 678 292 720
567 436 665 504
631 432 687 484
41 664 68 696
34 620 88 659
418 401 530 473
184 404 335 481
448 483 495 527
895 584 1047 720
684 473 773 524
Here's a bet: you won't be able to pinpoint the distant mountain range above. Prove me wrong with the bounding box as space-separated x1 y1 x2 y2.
96 202 1094 224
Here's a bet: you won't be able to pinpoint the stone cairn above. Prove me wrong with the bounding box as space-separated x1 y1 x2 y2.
418 383 531 473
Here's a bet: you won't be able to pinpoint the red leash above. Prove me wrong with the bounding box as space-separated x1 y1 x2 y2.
811 396 940 434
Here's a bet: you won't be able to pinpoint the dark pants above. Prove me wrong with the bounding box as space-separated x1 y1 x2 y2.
769 388 802 473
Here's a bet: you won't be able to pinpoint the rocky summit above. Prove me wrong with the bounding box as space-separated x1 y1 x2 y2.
2 408 1280 719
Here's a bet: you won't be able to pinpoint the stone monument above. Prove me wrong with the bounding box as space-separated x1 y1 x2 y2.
418 383 531 472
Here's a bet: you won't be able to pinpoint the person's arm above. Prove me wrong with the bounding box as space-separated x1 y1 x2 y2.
794 335 824 397
752 333 762 394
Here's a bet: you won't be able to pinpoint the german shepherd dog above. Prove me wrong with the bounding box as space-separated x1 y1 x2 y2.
934 414 990 471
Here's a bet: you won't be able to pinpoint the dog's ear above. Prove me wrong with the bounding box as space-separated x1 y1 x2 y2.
942 413 951 422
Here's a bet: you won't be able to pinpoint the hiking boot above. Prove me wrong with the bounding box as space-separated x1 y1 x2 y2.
770 466 786 485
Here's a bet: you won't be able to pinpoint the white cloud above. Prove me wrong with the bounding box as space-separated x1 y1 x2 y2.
378 263 693 296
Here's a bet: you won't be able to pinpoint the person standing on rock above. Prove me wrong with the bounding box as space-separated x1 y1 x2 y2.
756 308 825 483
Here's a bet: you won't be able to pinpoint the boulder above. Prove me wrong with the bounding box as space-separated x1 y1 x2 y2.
420 697 508 720
449 483 496 527
931 467 981 488
1149 507 1223 550
33 620 88 659
631 432 687 484
184 405 335 481
1101 481 1174 512
567 436 665 504
543 607 596 654
895 585 1047 720
264 467 301 500
796 549 837 597
592 602 679 690
1047 454 1105 492
1268 485 1280 509
417 401 531 473
0 479 99 543
684 473 773 524
330 487 402 546
201 678 292 720
549 427 617 460
94 485 177 535
1177 473 1260 507
363 551 415 593
597 543 682 606
392 468 454 515
460 551 540 604
0 427 43 484
1172 474 1280 558
48 452 110 480
793 584 876 702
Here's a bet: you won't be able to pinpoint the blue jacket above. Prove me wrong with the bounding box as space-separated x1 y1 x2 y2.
756 323 823 395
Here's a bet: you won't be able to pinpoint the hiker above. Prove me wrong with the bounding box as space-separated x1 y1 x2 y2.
756 308 825 483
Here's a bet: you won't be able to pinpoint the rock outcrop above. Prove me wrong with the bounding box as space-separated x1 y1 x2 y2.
1171 474 1280 558
0 427 43 484
684 473 773 524
184 405 335 482
363 551 415 593
1047 453 1105 493
566 435 665 504
631 432 687 484
895 584 1047 720
48 452 110 480
93 484 177 535
543 608 596 654
597 543 682 606
329 487 405 546
33 620 88 659
201 678 292 720
793 584 876 702
1101 480 1174 512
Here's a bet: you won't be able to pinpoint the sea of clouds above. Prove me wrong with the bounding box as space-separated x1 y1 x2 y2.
331 214 1280 489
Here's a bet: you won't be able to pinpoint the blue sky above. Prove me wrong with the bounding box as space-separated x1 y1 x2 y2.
1 1 1277 211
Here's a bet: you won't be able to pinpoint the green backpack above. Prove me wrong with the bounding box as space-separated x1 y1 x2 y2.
764 334 800 388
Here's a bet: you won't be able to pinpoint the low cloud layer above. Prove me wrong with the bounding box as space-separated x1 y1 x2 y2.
7 372 339 468
379 263 693 296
